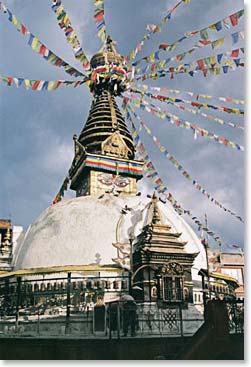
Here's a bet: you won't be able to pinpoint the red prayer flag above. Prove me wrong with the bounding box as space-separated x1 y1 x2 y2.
230 13 238 26
83 60 90 68
199 40 212 45
94 10 104 23
21 24 27 35
197 59 205 70
39 44 47 55
74 81 81 88
151 63 156 71
32 80 41 90
7 77 13 86
159 44 169 50
55 81 62 89
231 49 239 57
55 59 63 67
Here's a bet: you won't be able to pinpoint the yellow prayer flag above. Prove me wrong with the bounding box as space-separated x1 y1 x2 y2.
24 79 31 89
149 53 155 63
48 81 55 91
232 108 240 114
12 15 18 25
209 24 217 30
97 25 106 43
210 56 216 65
56 5 64 15
31 37 39 50
63 14 69 25
94 0 104 6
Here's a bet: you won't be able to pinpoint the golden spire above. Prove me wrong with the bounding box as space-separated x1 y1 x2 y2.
78 90 135 159
150 192 162 225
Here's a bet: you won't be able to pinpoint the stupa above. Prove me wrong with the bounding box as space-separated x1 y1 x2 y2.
0 37 207 337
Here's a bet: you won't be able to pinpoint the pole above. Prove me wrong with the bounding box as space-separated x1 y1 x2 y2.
129 237 133 295
204 214 211 301
15 277 21 333
65 272 71 334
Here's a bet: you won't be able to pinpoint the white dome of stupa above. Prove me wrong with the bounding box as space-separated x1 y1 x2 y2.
13 193 206 280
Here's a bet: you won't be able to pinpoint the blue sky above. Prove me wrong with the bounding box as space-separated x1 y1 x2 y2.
0 0 244 250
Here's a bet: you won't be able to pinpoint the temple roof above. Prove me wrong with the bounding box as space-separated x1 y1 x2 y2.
134 194 193 254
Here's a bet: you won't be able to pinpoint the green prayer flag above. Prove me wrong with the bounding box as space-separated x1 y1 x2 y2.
200 29 209 40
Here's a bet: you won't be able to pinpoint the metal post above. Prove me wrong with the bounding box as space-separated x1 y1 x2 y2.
156 276 161 300
204 214 211 301
108 302 112 340
65 272 71 334
201 274 207 317
15 277 21 333
117 302 120 339
179 303 183 337
129 237 133 295
148 255 152 302
37 306 40 335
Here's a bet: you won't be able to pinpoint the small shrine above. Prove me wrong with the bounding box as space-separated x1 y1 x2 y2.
132 193 198 304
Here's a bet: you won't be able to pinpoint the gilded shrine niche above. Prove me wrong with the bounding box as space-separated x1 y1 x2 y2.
101 131 130 158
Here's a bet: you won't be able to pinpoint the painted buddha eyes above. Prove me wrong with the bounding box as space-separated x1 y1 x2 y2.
97 173 129 188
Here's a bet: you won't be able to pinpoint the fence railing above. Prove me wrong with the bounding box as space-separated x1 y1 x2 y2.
0 276 243 338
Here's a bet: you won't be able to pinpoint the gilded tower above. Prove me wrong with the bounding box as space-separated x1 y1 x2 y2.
69 36 144 197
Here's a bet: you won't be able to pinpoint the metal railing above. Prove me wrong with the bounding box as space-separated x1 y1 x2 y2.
1 276 243 338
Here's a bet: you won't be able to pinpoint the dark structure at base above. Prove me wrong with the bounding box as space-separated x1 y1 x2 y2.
0 300 244 360
0 334 244 360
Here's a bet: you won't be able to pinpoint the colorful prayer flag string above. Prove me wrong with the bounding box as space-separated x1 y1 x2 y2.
129 89 244 130
0 1 86 78
51 0 90 69
135 48 245 82
133 30 244 77
122 102 240 250
0 73 86 90
53 176 70 204
127 103 243 222
125 0 189 62
93 0 107 44
127 96 244 151
134 83 245 106
130 8 244 68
